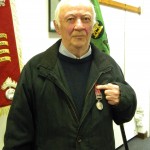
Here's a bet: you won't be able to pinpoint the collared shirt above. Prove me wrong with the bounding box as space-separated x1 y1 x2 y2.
59 42 91 59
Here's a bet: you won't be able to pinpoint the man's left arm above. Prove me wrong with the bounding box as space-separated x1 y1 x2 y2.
96 82 137 125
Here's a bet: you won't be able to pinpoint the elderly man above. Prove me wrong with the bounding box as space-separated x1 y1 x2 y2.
3 0 137 150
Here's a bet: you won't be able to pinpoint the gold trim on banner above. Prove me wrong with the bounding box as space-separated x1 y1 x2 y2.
10 0 23 71
0 41 8 46
0 33 7 39
0 49 10 54
0 105 10 117
0 56 11 62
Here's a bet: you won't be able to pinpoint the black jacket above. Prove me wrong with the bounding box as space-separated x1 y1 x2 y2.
3 40 137 150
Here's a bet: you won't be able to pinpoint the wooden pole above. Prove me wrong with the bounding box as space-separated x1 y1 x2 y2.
99 0 141 14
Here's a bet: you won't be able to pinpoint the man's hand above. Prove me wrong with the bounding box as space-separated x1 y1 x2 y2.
96 83 120 105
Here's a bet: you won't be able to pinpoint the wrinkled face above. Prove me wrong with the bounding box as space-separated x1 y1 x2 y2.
54 3 94 51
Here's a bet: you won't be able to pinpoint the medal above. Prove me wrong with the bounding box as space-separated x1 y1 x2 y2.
95 85 103 110
96 101 103 110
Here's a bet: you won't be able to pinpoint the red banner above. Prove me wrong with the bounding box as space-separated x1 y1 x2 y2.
0 0 21 108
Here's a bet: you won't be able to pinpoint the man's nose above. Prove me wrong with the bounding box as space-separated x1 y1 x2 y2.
74 19 84 29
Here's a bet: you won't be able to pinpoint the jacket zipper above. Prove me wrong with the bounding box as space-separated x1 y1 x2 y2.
48 73 80 124
79 66 112 125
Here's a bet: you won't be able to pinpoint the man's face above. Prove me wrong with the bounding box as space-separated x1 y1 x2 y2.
55 3 94 51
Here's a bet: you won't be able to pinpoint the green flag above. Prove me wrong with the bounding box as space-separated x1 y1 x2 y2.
91 0 110 55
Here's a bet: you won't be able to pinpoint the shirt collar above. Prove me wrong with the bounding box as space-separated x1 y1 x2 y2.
59 42 91 59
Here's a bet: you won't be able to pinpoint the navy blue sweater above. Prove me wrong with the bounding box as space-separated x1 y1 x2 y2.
58 53 92 116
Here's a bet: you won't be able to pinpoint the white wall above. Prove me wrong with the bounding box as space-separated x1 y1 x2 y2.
0 0 150 149
15 0 59 64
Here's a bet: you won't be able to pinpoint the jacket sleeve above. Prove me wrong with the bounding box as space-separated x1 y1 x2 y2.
3 64 35 150
110 61 137 125
111 81 137 125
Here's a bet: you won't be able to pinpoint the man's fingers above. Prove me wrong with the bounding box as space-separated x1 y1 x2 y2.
96 83 112 90
96 83 120 105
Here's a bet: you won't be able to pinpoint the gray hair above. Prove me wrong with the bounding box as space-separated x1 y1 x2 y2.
54 0 96 26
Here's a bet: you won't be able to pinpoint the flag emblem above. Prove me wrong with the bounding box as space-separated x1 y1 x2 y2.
0 0 5 6
1 77 17 101
92 20 104 39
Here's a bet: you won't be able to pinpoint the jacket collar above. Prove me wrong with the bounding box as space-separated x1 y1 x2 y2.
37 39 112 80
37 39 61 70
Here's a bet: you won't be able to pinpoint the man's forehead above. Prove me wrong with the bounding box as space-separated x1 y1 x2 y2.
60 5 93 16
65 11 92 18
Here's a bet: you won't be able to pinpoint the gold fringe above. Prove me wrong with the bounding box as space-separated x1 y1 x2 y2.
0 105 10 117
10 0 24 71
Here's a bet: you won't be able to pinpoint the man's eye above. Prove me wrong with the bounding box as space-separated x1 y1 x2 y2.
82 17 91 23
67 18 75 23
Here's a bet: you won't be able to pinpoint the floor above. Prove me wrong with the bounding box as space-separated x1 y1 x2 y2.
116 136 150 150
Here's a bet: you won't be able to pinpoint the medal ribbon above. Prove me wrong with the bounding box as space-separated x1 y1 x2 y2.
95 84 102 100
95 85 103 110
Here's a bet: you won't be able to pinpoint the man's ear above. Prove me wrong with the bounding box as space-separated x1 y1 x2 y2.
54 20 61 35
